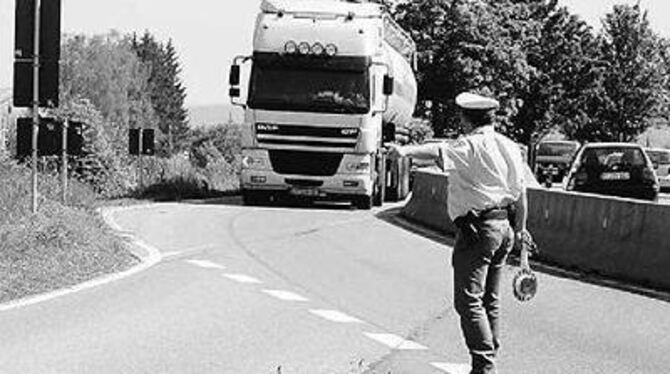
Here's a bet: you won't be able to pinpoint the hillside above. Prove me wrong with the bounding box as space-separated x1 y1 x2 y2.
187 103 243 128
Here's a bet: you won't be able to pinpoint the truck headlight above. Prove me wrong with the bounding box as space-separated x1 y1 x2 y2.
346 162 370 173
242 156 265 168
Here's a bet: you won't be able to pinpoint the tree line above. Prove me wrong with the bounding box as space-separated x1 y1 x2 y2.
389 0 670 145
54 30 238 197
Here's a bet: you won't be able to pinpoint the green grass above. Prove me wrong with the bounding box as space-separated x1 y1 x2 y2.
0 161 139 304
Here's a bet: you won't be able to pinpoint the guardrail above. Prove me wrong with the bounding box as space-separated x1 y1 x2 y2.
402 170 670 290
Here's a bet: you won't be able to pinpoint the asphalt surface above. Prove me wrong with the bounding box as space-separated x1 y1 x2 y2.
0 197 669 373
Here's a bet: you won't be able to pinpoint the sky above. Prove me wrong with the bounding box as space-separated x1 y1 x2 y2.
1 0 669 107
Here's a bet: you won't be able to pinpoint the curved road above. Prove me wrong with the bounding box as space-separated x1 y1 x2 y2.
1 198 669 373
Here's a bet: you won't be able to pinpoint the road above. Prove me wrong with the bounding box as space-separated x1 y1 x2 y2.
0 198 669 373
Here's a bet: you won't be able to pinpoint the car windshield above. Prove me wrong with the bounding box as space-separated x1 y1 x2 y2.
646 150 670 165
537 142 579 157
248 66 370 114
579 147 648 171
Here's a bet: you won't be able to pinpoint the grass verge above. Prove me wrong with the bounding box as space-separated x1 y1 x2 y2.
0 161 139 304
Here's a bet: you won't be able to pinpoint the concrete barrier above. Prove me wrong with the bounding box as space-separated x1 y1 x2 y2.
402 170 670 290
403 169 456 234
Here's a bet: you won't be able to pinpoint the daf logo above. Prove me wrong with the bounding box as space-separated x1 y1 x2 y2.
340 128 358 136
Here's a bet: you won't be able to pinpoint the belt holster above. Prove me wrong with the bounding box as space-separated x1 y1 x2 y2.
453 211 481 244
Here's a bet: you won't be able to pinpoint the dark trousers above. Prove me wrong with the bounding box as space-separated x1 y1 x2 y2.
452 218 513 374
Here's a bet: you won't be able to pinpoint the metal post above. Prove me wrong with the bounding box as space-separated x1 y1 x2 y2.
61 119 68 205
138 128 143 189
31 0 41 214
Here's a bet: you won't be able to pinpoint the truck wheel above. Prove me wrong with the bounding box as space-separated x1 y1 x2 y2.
354 195 373 210
242 190 267 206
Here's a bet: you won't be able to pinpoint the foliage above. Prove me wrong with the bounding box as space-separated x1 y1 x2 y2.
569 4 669 142
131 32 189 156
392 0 670 145
60 32 157 151
0 160 137 303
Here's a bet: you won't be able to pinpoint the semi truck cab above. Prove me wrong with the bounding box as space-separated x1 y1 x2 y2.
229 0 417 208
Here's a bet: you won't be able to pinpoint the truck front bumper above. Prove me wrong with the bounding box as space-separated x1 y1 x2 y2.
240 149 373 198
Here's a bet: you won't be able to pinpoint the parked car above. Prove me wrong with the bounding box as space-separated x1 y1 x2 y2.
645 147 670 192
565 143 659 201
534 140 580 187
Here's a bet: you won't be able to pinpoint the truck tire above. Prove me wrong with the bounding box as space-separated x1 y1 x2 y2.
242 190 268 206
354 195 373 210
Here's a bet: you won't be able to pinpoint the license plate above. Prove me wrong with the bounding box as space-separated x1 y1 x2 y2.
601 172 630 180
290 188 319 197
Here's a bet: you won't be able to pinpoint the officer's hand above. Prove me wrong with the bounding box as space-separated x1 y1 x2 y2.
386 143 405 161
515 229 538 255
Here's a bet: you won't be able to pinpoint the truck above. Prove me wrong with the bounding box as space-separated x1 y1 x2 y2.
228 0 418 209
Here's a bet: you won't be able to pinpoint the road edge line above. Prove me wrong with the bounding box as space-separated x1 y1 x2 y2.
0 205 162 312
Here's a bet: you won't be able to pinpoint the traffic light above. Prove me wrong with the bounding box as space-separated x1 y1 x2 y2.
13 0 62 108
67 121 84 156
129 128 155 155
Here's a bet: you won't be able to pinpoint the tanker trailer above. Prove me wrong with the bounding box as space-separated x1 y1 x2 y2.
228 0 417 209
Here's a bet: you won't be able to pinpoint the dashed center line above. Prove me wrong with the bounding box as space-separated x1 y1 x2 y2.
222 273 262 284
363 333 428 350
185 259 226 270
262 289 309 302
430 362 471 374
309 309 362 323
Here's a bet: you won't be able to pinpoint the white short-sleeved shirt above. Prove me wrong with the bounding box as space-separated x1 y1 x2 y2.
435 125 527 220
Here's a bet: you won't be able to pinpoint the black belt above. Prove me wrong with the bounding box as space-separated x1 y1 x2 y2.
453 206 510 244
478 207 509 221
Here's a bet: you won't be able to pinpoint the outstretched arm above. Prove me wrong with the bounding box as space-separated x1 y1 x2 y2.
386 143 441 161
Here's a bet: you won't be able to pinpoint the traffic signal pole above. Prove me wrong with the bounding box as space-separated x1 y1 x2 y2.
31 0 41 214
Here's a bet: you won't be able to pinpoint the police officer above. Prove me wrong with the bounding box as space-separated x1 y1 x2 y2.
387 92 532 374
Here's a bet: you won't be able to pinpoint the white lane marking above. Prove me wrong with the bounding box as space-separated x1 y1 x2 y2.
262 289 308 302
185 259 226 270
363 333 427 350
222 273 262 284
309 309 362 323
430 362 471 374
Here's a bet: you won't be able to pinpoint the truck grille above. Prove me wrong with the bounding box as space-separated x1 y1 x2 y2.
269 150 343 176
256 123 358 152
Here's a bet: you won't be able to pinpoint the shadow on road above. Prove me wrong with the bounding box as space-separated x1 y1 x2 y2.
183 193 361 212
376 207 670 303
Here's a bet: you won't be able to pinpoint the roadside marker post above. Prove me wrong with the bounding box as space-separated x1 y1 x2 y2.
31 0 41 213
61 119 68 205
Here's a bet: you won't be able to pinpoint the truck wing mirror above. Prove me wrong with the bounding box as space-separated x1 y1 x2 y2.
383 75 394 96
229 65 241 86
229 87 241 98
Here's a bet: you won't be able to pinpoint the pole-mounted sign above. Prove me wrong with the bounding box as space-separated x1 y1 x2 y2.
13 0 61 213
13 0 61 108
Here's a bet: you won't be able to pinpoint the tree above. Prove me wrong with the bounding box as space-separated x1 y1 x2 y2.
131 32 189 156
59 31 157 152
513 1 603 145
393 0 536 139
567 4 669 142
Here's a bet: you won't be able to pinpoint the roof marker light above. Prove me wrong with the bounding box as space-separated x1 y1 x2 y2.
298 42 311 55
312 42 325 55
325 44 338 56
284 41 298 54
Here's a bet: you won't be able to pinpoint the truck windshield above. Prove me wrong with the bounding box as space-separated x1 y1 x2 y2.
249 66 370 114
537 142 579 157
